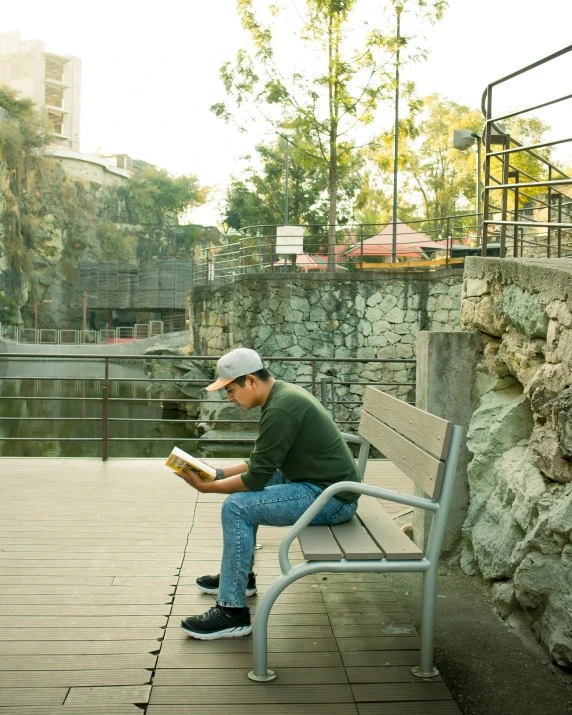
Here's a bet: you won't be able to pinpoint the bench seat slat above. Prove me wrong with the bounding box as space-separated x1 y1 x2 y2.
298 527 343 561
330 519 383 560
357 497 423 560
359 411 444 499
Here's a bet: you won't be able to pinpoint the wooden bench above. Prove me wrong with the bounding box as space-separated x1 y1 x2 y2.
248 386 463 682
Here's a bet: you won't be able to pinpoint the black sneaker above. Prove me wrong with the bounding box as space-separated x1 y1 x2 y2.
180 605 252 640
195 572 257 597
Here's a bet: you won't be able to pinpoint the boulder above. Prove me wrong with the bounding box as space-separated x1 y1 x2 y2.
503 284 549 339
144 346 199 401
197 388 261 436
463 445 546 580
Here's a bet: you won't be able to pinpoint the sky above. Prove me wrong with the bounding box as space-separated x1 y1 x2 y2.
2 0 572 225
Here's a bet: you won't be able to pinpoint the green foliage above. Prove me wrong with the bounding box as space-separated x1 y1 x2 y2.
127 167 208 225
213 1 447 262
489 114 554 206
0 85 49 270
223 136 361 230
0 293 19 324
353 170 419 226
95 222 137 261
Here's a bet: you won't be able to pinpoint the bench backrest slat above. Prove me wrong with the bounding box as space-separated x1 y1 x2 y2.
363 387 453 460
359 410 444 499
357 496 423 560
330 518 383 560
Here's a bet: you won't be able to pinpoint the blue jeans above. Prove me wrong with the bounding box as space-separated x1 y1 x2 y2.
217 471 358 608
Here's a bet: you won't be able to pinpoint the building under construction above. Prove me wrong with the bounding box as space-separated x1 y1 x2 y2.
77 259 193 326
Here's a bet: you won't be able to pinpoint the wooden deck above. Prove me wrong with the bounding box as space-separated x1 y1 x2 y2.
0 459 462 714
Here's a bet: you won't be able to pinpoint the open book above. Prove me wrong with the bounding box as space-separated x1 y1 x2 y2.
165 447 217 482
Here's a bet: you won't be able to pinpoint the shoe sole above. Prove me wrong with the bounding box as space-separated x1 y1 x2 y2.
180 623 253 640
196 584 257 597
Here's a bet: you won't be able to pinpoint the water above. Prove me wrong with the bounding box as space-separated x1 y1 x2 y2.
0 369 195 459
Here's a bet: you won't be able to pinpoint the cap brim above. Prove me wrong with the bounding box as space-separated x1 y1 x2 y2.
205 378 235 392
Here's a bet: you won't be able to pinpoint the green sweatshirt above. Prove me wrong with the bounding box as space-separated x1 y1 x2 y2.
241 381 361 504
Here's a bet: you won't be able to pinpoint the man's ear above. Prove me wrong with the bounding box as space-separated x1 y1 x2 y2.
245 374 257 389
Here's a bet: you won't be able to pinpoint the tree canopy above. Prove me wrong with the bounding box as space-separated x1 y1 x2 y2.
222 134 361 230
213 0 447 265
127 166 209 226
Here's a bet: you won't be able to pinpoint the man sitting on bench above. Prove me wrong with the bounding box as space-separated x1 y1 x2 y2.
173 347 362 640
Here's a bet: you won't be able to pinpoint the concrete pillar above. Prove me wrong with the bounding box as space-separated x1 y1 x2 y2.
413 331 481 556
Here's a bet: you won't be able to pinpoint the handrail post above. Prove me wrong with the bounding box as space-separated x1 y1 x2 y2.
547 166 552 258
102 358 109 462
558 194 563 257
311 360 317 397
499 134 510 258
513 171 520 257
482 86 493 256
446 217 450 268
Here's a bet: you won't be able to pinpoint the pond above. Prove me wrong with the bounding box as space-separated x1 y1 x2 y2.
0 358 229 458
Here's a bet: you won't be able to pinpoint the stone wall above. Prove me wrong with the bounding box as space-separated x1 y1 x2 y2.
189 271 462 426
460 257 572 666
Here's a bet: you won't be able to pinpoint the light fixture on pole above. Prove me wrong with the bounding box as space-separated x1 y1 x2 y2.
453 129 483 245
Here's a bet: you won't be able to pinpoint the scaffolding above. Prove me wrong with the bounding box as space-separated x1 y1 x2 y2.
77 259 193 309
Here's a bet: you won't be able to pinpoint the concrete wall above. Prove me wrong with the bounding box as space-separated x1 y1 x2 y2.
413 331 481 554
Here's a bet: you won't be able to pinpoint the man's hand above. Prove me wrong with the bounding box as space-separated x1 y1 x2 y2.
174 465 209 493
172 466 250 495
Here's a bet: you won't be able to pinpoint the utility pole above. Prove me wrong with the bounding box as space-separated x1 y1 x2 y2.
284 136 290 226
82 291 87 332
391 4 403 264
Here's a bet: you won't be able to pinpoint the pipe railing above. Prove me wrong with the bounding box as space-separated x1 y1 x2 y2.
481 44 572 258
0 353 416 459
190 214 480 287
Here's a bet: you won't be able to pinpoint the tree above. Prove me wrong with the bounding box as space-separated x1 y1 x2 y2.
369 94 482 232
127 166 208 226
212 0 447 268
0 85 49 272
222 135 361 230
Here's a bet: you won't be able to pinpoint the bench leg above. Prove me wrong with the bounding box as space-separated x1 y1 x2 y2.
412 566 440 678
248 566 313 682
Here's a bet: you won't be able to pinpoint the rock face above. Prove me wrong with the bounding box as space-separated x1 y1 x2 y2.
189 272 462 425
461 257 572 666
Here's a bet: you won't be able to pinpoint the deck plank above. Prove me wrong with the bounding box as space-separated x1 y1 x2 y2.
0 457 459 713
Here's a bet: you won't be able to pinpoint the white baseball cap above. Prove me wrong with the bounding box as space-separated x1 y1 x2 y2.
206 348 264 391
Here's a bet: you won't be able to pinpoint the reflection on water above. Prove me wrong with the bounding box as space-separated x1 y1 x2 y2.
0 377 195 458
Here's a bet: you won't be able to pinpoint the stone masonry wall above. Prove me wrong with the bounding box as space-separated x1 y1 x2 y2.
189 271 462 429
460 257 572 667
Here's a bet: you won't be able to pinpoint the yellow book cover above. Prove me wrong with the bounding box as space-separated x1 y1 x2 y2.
165 447 217 482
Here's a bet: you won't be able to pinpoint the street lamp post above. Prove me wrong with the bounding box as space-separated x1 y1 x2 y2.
278 129 294 226
284 135 290 226
453 129 483 245
391 4 403 264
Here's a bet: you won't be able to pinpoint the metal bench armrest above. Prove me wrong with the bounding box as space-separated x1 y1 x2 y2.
278 481 438 573
340 431 366 444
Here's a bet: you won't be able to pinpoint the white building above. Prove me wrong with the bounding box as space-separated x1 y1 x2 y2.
0 30 81 150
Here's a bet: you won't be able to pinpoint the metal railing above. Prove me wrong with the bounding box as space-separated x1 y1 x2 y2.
482 44 572 257
0 316 188 346
191 214 480 287
0 353 415 459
